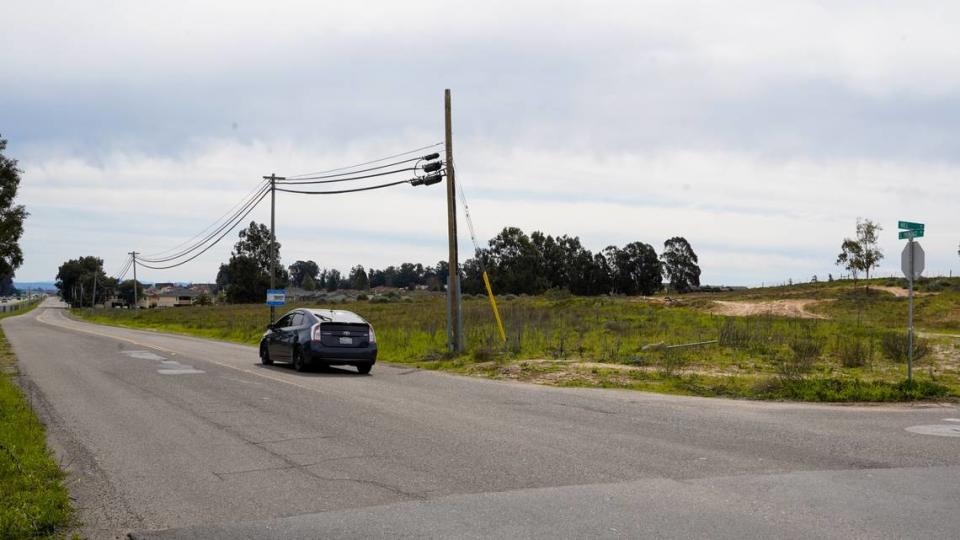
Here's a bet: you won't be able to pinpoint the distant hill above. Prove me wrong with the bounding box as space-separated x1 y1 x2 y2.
14 281 58 292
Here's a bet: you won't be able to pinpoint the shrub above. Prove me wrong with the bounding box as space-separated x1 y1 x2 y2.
880 332 929 363
544 287 572 300
718 318 752 348
472 346 497 362
657 347 690 377
718 317 783 356
776 334 824 380
926 281 945 293
835 336 872 368
357 293 369 301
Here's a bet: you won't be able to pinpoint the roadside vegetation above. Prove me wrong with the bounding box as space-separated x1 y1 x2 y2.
75 278 960 402
0 302 75 539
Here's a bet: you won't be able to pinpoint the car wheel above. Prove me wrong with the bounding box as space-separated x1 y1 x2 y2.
260 344 273 365
292 348 307 372
356 362 373 375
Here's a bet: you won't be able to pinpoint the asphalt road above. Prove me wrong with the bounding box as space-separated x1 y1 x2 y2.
5 299 960 539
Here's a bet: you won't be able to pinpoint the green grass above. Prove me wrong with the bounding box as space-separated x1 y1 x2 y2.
73 286 960 403
815 285 960 332
1 301 75 539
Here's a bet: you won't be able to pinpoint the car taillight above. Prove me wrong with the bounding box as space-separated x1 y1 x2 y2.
368 325 376 344
312 323 322 341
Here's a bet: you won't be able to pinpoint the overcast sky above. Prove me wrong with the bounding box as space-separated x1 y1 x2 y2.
3 0 959 286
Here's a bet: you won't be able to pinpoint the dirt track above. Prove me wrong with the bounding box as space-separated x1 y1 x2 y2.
711 299 829 319
873 286 910 297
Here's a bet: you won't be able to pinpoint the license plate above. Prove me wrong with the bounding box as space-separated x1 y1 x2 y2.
339 337 353 345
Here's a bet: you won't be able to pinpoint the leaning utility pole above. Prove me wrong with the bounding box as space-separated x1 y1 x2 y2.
444 89 463 353
129 251 139 308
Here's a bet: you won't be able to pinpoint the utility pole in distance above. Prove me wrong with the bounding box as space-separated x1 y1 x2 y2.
263 173 284 323
129 251 139 309
444 89 463 353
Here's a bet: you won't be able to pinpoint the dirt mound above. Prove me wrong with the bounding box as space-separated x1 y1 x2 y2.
711 299 829 319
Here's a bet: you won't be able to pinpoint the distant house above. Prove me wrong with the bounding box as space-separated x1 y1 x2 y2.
158 287 200 307
188 283 218 295
139 286 200 308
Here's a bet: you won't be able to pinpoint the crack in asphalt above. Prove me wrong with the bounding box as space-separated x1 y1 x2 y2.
252 434 335 444
212 454 428 500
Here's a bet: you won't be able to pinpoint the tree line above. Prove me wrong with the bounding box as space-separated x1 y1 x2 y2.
216 222 702 302
57 221 701 306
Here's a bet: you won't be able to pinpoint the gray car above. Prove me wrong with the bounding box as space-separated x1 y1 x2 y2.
259 308 378 374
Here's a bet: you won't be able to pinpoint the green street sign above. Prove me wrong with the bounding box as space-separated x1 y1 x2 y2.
898 221 924 231
899 229 924 240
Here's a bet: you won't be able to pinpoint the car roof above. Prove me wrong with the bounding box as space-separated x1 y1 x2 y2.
304 309 367 324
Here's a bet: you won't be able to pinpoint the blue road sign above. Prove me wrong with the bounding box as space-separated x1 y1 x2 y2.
265 289 286 306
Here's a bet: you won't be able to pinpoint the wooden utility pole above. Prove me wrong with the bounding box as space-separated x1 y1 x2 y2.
263 173 283 323
129 251 139 308
444 89 463 353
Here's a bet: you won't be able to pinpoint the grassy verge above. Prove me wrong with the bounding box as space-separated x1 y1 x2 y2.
73 289 960 403
0 301 75 539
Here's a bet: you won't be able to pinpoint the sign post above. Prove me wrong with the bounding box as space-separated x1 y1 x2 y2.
898 221 925 382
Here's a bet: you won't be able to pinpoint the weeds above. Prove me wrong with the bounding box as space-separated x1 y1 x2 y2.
74 291 960 402
835 336 873 368
880 332 930 363
657 348 690 377
1 304 75 538
776 333 823 381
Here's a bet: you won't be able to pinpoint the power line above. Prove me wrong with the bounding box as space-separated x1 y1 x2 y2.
285 142 443 179
276 167 418 185
138 183 270 263
113 256 133 280
112 257 134 284
274 178 420 195
137 187 271 270
277 156 425 182
132 146 444 273
142 179 269 259
140 181 269 262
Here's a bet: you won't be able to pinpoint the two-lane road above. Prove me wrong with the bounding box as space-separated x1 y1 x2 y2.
5 299 960 538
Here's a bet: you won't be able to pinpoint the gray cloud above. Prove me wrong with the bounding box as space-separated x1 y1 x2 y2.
3 0 959 284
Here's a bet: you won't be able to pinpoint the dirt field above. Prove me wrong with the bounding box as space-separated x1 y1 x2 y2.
710 299 829 319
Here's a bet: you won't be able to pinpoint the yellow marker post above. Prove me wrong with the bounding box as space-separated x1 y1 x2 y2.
482 271 507 342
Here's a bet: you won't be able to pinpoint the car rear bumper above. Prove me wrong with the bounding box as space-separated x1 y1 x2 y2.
304 342 377 365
